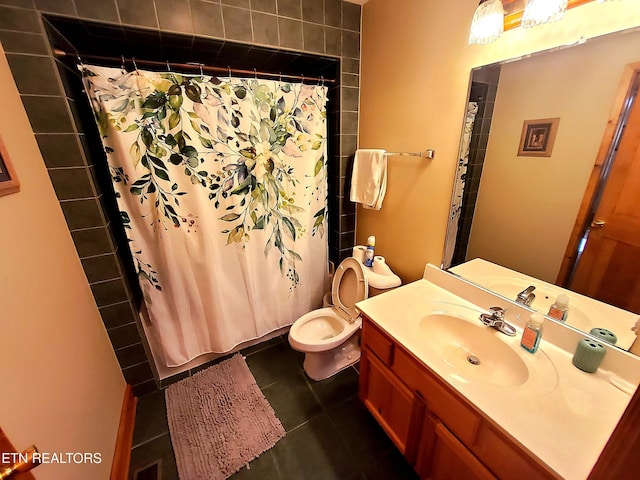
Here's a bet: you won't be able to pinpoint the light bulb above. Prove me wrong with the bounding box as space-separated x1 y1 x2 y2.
522 0 568 28
469 0 505 45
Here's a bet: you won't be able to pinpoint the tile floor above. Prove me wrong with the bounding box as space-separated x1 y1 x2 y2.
129 334 419 480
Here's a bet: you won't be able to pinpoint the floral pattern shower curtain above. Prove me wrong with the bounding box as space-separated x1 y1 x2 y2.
82 65 328 366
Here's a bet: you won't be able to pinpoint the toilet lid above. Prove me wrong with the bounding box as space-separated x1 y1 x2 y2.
332 257 368 321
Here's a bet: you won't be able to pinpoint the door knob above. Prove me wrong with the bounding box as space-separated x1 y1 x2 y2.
0 446 40 479
591 220 606 228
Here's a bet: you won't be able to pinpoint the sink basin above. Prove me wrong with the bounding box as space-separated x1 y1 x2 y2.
419 313 529 387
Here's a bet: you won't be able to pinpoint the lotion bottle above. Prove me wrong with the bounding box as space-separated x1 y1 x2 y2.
548 294 569 322
521 312 544 353
364 236 375 267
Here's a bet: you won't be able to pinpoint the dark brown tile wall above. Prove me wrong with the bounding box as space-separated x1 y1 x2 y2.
117 0 158 28
192 1 224 37
0 0 361 396
252 0 277 14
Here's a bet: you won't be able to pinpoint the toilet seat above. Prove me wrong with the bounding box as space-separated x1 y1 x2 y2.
332 257 368 322
288 307 361 352
288 258 368 353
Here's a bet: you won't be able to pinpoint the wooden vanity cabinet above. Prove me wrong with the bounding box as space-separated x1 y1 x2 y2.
359 340 424 461
359 316 558 480
421 415 497 480
360 348 414 453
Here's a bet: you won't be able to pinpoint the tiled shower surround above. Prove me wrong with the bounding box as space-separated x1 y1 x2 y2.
1 0 361 395
451 66 500 267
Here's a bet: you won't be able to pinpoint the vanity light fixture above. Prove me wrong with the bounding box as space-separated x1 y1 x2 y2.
521 0 568 28
469 0 505 45
469 1 617 45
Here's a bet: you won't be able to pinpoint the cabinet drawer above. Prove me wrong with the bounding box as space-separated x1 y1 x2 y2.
393 347 480 447
362 319 394 366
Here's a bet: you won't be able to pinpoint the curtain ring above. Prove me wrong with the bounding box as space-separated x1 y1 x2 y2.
301 73 305 84
166 60 171 72
321 75 324 87
132 57 138 71
199 63 204 76
75 51 84 67
254 67 257 80
227 65 232 80
120 55 126 72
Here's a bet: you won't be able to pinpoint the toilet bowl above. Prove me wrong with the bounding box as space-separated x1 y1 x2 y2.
288 257 370 380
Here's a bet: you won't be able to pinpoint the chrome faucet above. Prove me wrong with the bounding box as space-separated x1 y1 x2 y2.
515 285 536 307
479 306 517 336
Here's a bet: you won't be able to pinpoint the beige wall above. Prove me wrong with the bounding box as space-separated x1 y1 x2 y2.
0 45 125 479
467 31 640 282
357 0 640 282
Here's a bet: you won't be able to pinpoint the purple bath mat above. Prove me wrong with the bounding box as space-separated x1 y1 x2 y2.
165 354 285 479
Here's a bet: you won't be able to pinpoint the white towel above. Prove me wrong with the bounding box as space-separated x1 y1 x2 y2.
349 149 387 210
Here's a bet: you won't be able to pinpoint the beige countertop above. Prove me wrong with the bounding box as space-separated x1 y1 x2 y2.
356 266 637 480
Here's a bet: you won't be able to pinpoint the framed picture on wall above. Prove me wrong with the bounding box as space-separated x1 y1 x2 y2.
517 118 560 157
0 135 20 196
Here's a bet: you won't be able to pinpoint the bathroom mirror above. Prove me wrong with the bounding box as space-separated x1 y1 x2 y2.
444 27 640 353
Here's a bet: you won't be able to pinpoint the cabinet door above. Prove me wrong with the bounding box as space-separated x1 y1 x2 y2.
473 424 556 480
427 417 496 480
415 409 437 479
360 348 415 455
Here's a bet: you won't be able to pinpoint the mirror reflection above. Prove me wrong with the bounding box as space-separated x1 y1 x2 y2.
445 28 640 354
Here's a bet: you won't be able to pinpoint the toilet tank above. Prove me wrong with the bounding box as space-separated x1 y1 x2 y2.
364 256 402 297
369 285 395 297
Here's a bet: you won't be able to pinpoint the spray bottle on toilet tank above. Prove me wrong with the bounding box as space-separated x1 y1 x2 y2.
364 236 375 267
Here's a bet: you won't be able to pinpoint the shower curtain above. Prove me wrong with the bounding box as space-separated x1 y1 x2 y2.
442 102 478 269
82 65 329 366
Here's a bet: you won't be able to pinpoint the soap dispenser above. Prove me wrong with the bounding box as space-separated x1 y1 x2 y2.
548 294 569 322
521 312 544 353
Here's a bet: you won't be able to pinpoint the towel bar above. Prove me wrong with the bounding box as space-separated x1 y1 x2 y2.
386 149 435 159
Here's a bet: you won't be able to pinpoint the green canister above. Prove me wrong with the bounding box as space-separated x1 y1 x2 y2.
572 338 606 373
589 328 617 346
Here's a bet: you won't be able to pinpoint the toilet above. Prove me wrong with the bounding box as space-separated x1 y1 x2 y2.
288 256 400 380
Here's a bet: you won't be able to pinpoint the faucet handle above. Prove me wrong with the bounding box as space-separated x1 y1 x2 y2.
520 285 536 296
489 306 506 319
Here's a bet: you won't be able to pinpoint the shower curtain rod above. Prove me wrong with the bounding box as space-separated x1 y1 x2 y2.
53 48 336 84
